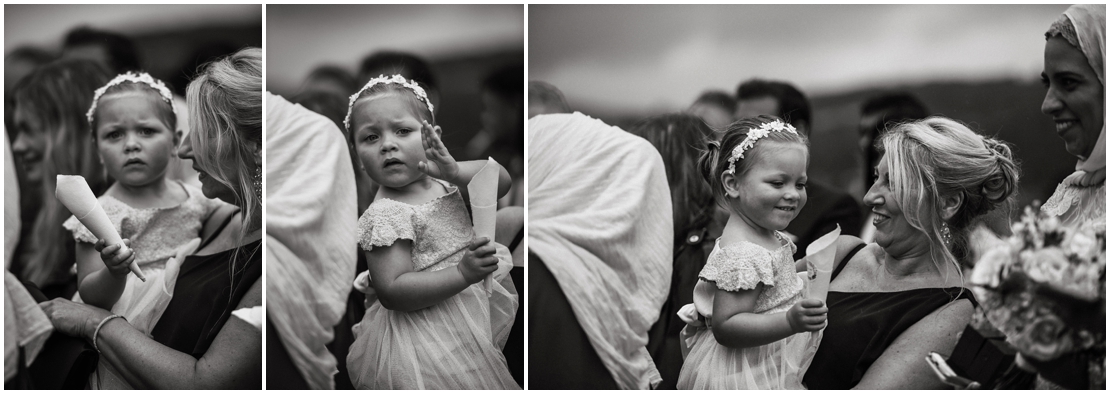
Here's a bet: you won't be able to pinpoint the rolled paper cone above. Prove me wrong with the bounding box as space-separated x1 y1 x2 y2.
468 157 501 292
805 224 841 302
56 175 145 281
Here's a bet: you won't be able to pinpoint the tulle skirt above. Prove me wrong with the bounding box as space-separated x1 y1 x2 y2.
677 320 820 390
347 275 519 389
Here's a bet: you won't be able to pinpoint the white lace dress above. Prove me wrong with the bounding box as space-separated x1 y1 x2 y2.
677 232 816 389
347 182 519 389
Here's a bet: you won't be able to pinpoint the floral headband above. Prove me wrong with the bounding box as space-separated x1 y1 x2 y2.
86 72 174 126
724 120 798 175
344 74 434 131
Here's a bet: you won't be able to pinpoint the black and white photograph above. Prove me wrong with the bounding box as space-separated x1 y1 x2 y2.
528 4 1104 390
265 4 524 389
4 4 263 389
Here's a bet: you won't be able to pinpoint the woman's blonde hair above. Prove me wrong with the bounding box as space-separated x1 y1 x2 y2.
880 117 1020 277
12 59 110 286
186 47 262 233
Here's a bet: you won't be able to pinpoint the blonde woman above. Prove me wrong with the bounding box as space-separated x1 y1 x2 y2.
802 117 1019 389
37 48 262 389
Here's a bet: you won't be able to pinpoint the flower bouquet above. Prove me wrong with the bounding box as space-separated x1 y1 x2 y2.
968 206 1105 389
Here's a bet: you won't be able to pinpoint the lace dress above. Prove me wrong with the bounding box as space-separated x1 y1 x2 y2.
347 182 519 389
1041 171 1105 229
61 181 222 389
677 232 816 389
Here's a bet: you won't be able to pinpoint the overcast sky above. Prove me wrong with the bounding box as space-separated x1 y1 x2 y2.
267 4 524 93
4 4 260 53
530 4 1070 113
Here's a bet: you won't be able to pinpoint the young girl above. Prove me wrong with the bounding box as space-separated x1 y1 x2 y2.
62 72 228 389
344 74 519 389
676 115 827 389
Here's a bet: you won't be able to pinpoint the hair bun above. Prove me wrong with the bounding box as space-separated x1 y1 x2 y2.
980 137 1019 206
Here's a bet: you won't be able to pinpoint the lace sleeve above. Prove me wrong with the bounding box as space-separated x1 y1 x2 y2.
62 215 99 243
357 200 416 251
699 242 776 292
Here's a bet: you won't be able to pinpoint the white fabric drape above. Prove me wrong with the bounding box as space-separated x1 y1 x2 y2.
265 92 358 390
528 112 673 389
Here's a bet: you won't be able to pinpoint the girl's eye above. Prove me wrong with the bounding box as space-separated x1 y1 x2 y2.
797 182 807 189
396 128 412 135
140 128 155 135
363 134 379 142
770 181 784 187
105 131 121 139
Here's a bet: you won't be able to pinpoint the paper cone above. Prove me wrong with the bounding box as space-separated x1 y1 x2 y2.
55 175 144 281
467 157 500 292
805 224 841 302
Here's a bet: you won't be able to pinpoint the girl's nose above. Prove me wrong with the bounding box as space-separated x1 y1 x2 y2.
12 133 29 154
177 134 194 159
379 135 398 152
124 133 141 151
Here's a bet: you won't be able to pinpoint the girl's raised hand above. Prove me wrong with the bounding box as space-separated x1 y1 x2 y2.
94 238 136 278
418 120 460 183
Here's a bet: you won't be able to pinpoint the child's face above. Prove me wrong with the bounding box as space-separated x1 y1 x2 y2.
351 94 430 189
730 141 809 232
94 94 177 187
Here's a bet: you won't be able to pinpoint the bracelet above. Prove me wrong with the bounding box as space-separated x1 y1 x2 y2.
92 314 125 353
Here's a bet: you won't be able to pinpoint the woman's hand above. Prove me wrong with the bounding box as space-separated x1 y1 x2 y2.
457 237 498 284
787 298 828 333
38 298 113 339
418 120 460 184
94 238 135 278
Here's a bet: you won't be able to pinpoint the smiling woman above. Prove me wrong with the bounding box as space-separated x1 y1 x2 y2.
10 59 109 296
1040 4 1105 228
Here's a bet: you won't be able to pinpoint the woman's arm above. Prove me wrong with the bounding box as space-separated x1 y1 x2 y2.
98 277 262 389
75 241 129 309
710 284 826 348
854 298 974 389
367 237 498 311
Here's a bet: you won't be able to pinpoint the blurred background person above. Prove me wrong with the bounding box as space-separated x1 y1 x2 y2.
856 92 931 243
470 64 524 207
529 80 571 118
735 78 862 259
688 90 737 131
9 59 109 299
629 113 721 389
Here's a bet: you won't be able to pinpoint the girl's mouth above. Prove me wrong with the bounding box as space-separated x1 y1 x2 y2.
383 158 405 169
124 158 145 167
775 206 796 212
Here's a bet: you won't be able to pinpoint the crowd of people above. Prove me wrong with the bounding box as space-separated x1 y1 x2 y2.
5 23 264 389
529 4 1103 390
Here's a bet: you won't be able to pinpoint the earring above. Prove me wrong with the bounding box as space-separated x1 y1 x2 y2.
941 222 952 247
253 165 262 201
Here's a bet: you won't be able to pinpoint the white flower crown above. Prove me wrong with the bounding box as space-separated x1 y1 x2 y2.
343 74 434 131
86 72 174 126
724 120 798 175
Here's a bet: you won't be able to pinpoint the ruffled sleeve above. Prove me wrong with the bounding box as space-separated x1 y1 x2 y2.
62 215 98 244
357 200 417 251
699 242 776 292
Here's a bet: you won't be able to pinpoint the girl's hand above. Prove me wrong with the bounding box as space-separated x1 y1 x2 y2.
94 238 135 278
38 298 113 339
787 298 828 333
457 237 498 284
418 120 460 184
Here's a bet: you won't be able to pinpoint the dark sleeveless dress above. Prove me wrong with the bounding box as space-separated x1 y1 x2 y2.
149 213 262 359
803 244 977 389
